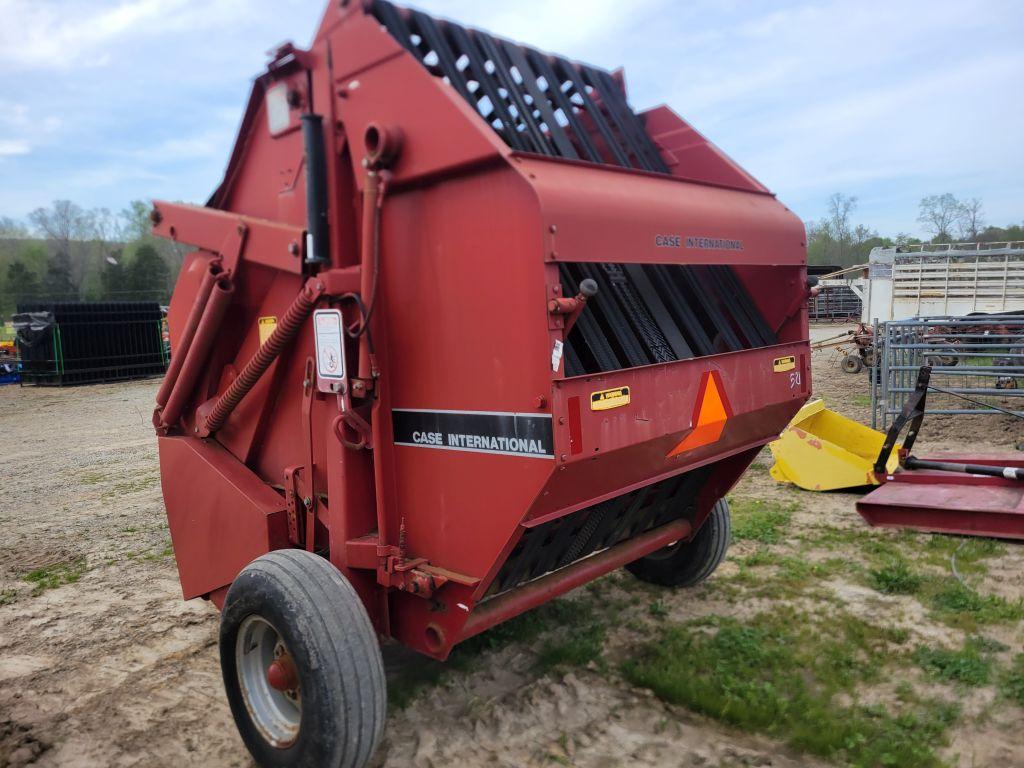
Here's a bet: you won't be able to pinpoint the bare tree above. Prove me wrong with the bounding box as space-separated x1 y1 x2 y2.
957 198 985 242
826 193 857 241
119 200 152 242
917 194 961 242
0 216 29 238
28 200 95 294
28 200 93 246
825 193 858 263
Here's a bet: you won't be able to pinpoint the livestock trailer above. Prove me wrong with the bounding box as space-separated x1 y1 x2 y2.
152 2 812 765
834 242 1024 324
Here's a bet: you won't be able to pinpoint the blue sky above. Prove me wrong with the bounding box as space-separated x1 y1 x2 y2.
1 0 1021 237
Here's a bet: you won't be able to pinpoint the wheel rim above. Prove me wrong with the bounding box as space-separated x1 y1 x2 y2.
236 615 301 748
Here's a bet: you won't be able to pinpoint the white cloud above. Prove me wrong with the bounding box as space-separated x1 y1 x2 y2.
0 0 250 71
0 139 31 157
0 0 1020 236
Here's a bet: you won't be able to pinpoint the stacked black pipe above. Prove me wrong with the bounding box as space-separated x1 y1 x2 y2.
15 302 168 386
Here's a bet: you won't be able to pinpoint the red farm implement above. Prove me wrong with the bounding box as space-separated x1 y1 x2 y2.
857 366 1024 539
152 2 811 765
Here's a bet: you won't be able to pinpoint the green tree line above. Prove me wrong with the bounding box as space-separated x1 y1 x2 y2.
807 193 1023 268
0 200 181 317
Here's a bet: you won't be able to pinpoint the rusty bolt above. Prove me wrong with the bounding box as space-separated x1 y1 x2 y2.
536 395 548 409
549 224 557 234
149 208 162 225
237 223 246 235
558 416 566 425
288 241 300 256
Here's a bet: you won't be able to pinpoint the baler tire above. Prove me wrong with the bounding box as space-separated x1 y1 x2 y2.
625 498 731 587
219 549 385 768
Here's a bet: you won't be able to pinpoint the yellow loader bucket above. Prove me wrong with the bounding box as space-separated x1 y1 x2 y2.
769 400 900 491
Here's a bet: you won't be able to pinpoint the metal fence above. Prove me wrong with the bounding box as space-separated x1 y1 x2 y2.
809 285 862 322
871 315 1024 429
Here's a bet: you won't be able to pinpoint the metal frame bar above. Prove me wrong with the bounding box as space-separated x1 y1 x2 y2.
873 315 1024 427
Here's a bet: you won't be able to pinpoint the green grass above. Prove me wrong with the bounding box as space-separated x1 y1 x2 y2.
1001 654 1024 707
729 497 795 544
738 547 780 567
622 611 955 768
101 474 160 500
0 589 17 606
648 599 668 618
387 596 605 708
537 622 606 671
852 394 872 407
24 557 88 595
913 637 996 687
926 581 1024 630
919 536 1005 577
870 558 923 595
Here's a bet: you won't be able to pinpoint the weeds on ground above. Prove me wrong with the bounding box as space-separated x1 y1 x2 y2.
387 595 606 708
870 558 923 595
926 581 1024 630
729 497 795 544
24 557 88 595
101 474 160 500
913 636 1002 687
1001 654 1024 707
0 589 17 606
622 610 955 768
919 536 1005 576
648 599 668 619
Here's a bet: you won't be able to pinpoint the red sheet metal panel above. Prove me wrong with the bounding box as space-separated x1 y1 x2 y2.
159 436 289 599
858 456 1024 540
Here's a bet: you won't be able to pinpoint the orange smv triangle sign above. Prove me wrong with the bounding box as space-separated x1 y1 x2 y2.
667 370 732 458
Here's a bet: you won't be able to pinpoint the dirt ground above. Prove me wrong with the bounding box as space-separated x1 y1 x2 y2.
1 326 1021 768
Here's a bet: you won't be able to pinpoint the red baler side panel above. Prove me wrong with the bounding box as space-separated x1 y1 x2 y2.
160 435 289 599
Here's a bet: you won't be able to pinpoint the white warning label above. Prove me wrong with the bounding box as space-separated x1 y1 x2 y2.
313 309 346 382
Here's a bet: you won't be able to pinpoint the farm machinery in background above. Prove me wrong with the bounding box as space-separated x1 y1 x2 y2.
772 363 1024 540
149 2 812 766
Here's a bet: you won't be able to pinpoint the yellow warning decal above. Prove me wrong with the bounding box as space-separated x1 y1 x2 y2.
773 356 796 373
258 316 278 346
591 386 630 411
